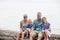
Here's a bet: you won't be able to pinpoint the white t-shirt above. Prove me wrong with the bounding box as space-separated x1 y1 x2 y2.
20 20 28 30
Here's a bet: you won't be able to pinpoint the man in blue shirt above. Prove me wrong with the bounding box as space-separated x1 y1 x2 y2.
30 12 43 40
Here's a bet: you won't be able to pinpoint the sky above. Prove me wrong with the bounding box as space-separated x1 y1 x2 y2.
0 0 60 34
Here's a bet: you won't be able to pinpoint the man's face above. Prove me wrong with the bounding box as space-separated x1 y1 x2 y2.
23 15 27 21
37 12 41 20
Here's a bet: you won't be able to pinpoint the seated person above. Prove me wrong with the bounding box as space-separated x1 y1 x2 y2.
16 14 28 40
42 17 51 40
26 19 32 38
30 12 43 40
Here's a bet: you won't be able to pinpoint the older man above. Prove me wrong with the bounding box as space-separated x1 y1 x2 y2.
30 12 43 40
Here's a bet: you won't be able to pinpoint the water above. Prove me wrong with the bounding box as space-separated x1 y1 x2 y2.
0 0 60 35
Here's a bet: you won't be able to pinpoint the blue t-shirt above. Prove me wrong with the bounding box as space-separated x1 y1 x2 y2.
42 23 50 30
26 24 32 28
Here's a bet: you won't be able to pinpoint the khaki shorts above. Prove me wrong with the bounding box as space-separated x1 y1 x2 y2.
30 31 43 38
26 28 31 32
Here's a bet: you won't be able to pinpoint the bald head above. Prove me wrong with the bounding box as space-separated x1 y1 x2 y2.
37 12 42 20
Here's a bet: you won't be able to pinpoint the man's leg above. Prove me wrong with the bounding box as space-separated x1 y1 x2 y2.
37 32 42 40
30 33 32 40
22 32 25 40
30 31 36 40
16 32 21 40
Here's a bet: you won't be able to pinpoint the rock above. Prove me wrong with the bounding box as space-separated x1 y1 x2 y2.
0 30 60 40
0 36 13 40
49 34 60 40
0 30 17 40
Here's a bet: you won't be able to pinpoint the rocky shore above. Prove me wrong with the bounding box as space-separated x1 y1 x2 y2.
0 30 17 40
0 30 60 40
0 30 29 40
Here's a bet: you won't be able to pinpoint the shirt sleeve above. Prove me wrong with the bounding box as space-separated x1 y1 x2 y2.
48 23 50 29
48 23 50 27
32 20 36 30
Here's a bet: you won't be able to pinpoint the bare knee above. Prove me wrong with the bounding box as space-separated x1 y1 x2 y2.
17 32 20 37
38 32 42 38
22 32 25 35
30 32 36 38
45 30 48 33
30 32 34 36
44 30 48 34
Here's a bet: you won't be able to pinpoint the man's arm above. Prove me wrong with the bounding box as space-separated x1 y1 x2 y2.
20 22 23 32
31 21 35 31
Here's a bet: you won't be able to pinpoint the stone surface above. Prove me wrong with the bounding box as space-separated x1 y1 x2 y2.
0 30 60 40
0 30 17 40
